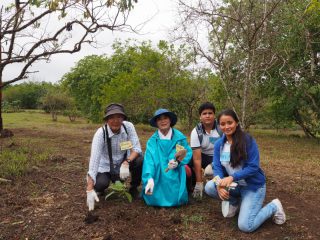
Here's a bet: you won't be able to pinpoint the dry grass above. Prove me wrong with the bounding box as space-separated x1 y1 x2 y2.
254 131 320 193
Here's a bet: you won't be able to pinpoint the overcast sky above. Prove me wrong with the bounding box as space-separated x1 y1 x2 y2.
5 0 177 84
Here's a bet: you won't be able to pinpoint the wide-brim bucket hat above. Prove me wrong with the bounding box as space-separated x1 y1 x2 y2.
149 108 177 128
103 103 127 120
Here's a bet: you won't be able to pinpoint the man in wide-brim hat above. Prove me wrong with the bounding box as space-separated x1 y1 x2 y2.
86 103 143 211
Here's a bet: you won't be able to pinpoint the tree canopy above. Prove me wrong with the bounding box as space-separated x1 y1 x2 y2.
61 40 224 127
174 0 320 137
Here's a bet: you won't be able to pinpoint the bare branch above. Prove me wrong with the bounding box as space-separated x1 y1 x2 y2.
0 0 137 89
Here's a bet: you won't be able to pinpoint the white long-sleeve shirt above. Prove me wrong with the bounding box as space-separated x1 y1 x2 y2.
88 121 141 184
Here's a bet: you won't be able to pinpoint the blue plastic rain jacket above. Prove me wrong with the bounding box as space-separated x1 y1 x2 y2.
142 128 192 207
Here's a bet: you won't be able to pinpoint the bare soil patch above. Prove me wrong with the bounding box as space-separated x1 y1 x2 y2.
0 126 319 239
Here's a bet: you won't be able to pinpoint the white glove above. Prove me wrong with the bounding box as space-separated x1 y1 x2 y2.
204 164 213 177
167 159 179 170
192 182 204 199
145 178 154 195
86 189 99 211
119 162 130 180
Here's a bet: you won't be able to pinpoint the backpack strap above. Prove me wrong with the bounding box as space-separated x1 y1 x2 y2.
121 123 128 162
122 123 128 135
102 125 106 143
214 119 223 137
196 120 223 144
104 124 116 174
195 122 204 145
102 123 128 143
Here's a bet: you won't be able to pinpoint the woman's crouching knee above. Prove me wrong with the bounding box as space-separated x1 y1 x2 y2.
204 181 217 197
238 222 256 233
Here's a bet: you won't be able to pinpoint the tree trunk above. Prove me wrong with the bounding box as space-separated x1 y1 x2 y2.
51 112 57 121
293 109 316 138
0 88 3 131
0 70 3 130
242 51 253 130
0 17 3 131
69 115 76 122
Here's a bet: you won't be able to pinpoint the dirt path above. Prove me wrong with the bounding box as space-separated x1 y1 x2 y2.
0 127 319 239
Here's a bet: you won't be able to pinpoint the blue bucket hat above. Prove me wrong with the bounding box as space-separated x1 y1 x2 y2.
149 108 177 128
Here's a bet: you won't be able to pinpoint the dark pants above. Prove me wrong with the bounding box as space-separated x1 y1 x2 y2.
187 153 213 191
94 155 143 192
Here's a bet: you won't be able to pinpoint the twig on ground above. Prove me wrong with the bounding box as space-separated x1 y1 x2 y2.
41 172 72 185
32 166 72 184
0 178 12 183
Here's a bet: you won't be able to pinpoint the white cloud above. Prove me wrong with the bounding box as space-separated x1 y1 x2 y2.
3 0 177 83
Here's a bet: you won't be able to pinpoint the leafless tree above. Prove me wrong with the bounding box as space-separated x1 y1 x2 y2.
0 0 138 131
173 0 282 129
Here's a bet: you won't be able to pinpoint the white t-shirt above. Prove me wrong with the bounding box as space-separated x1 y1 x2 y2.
158 128 172 140
220 142 246 186
190 126 221 156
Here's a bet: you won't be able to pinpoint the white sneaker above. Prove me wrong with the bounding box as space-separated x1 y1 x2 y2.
272 199 286 224
204 165 213 177
222 201 239 218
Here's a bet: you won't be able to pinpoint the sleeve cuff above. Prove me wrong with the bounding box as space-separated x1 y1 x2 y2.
87 172 96 185
191 146 201 150
231 173 239 181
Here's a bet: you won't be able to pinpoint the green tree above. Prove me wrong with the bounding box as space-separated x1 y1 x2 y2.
262 1 320 138
0 0 138 131
62 40 221 127
61 55 113 122
175 0 283 129
3 81 56 109
41 90 73 121
102 40 215 127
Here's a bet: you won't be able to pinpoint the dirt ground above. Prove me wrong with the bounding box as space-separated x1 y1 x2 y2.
0 125 319 240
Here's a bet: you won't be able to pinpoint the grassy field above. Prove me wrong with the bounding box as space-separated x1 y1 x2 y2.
2 111 318 180
1 111 319 192
2 110 91 129
0 111 92 178
1 111 320 239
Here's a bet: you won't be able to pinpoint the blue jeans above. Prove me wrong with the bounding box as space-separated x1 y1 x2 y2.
205 181 277 232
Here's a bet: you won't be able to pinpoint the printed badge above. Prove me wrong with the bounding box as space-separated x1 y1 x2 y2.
220 152 230 162
120 141 133 150
209 137 219 144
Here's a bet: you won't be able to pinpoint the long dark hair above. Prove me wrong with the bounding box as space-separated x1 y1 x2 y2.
218 109 247 168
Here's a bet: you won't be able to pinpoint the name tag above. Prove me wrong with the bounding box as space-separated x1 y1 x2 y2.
176 144 185 152
209 137 219 144
220 152 230 162
120 141 133 150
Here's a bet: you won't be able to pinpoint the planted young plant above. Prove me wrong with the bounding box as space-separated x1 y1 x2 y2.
105 181 132 203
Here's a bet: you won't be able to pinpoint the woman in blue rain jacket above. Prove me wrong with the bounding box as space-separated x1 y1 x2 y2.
142 109 192 207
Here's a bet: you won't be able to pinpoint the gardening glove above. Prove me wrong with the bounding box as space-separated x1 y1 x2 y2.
119 162 130 180
192 182 204 199
204 164 213 177
167 159 179 170
145 178 154 195
86 189 99 211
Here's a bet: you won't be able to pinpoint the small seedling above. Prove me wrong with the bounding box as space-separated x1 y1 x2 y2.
105 181 132 203
165 144 185 172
